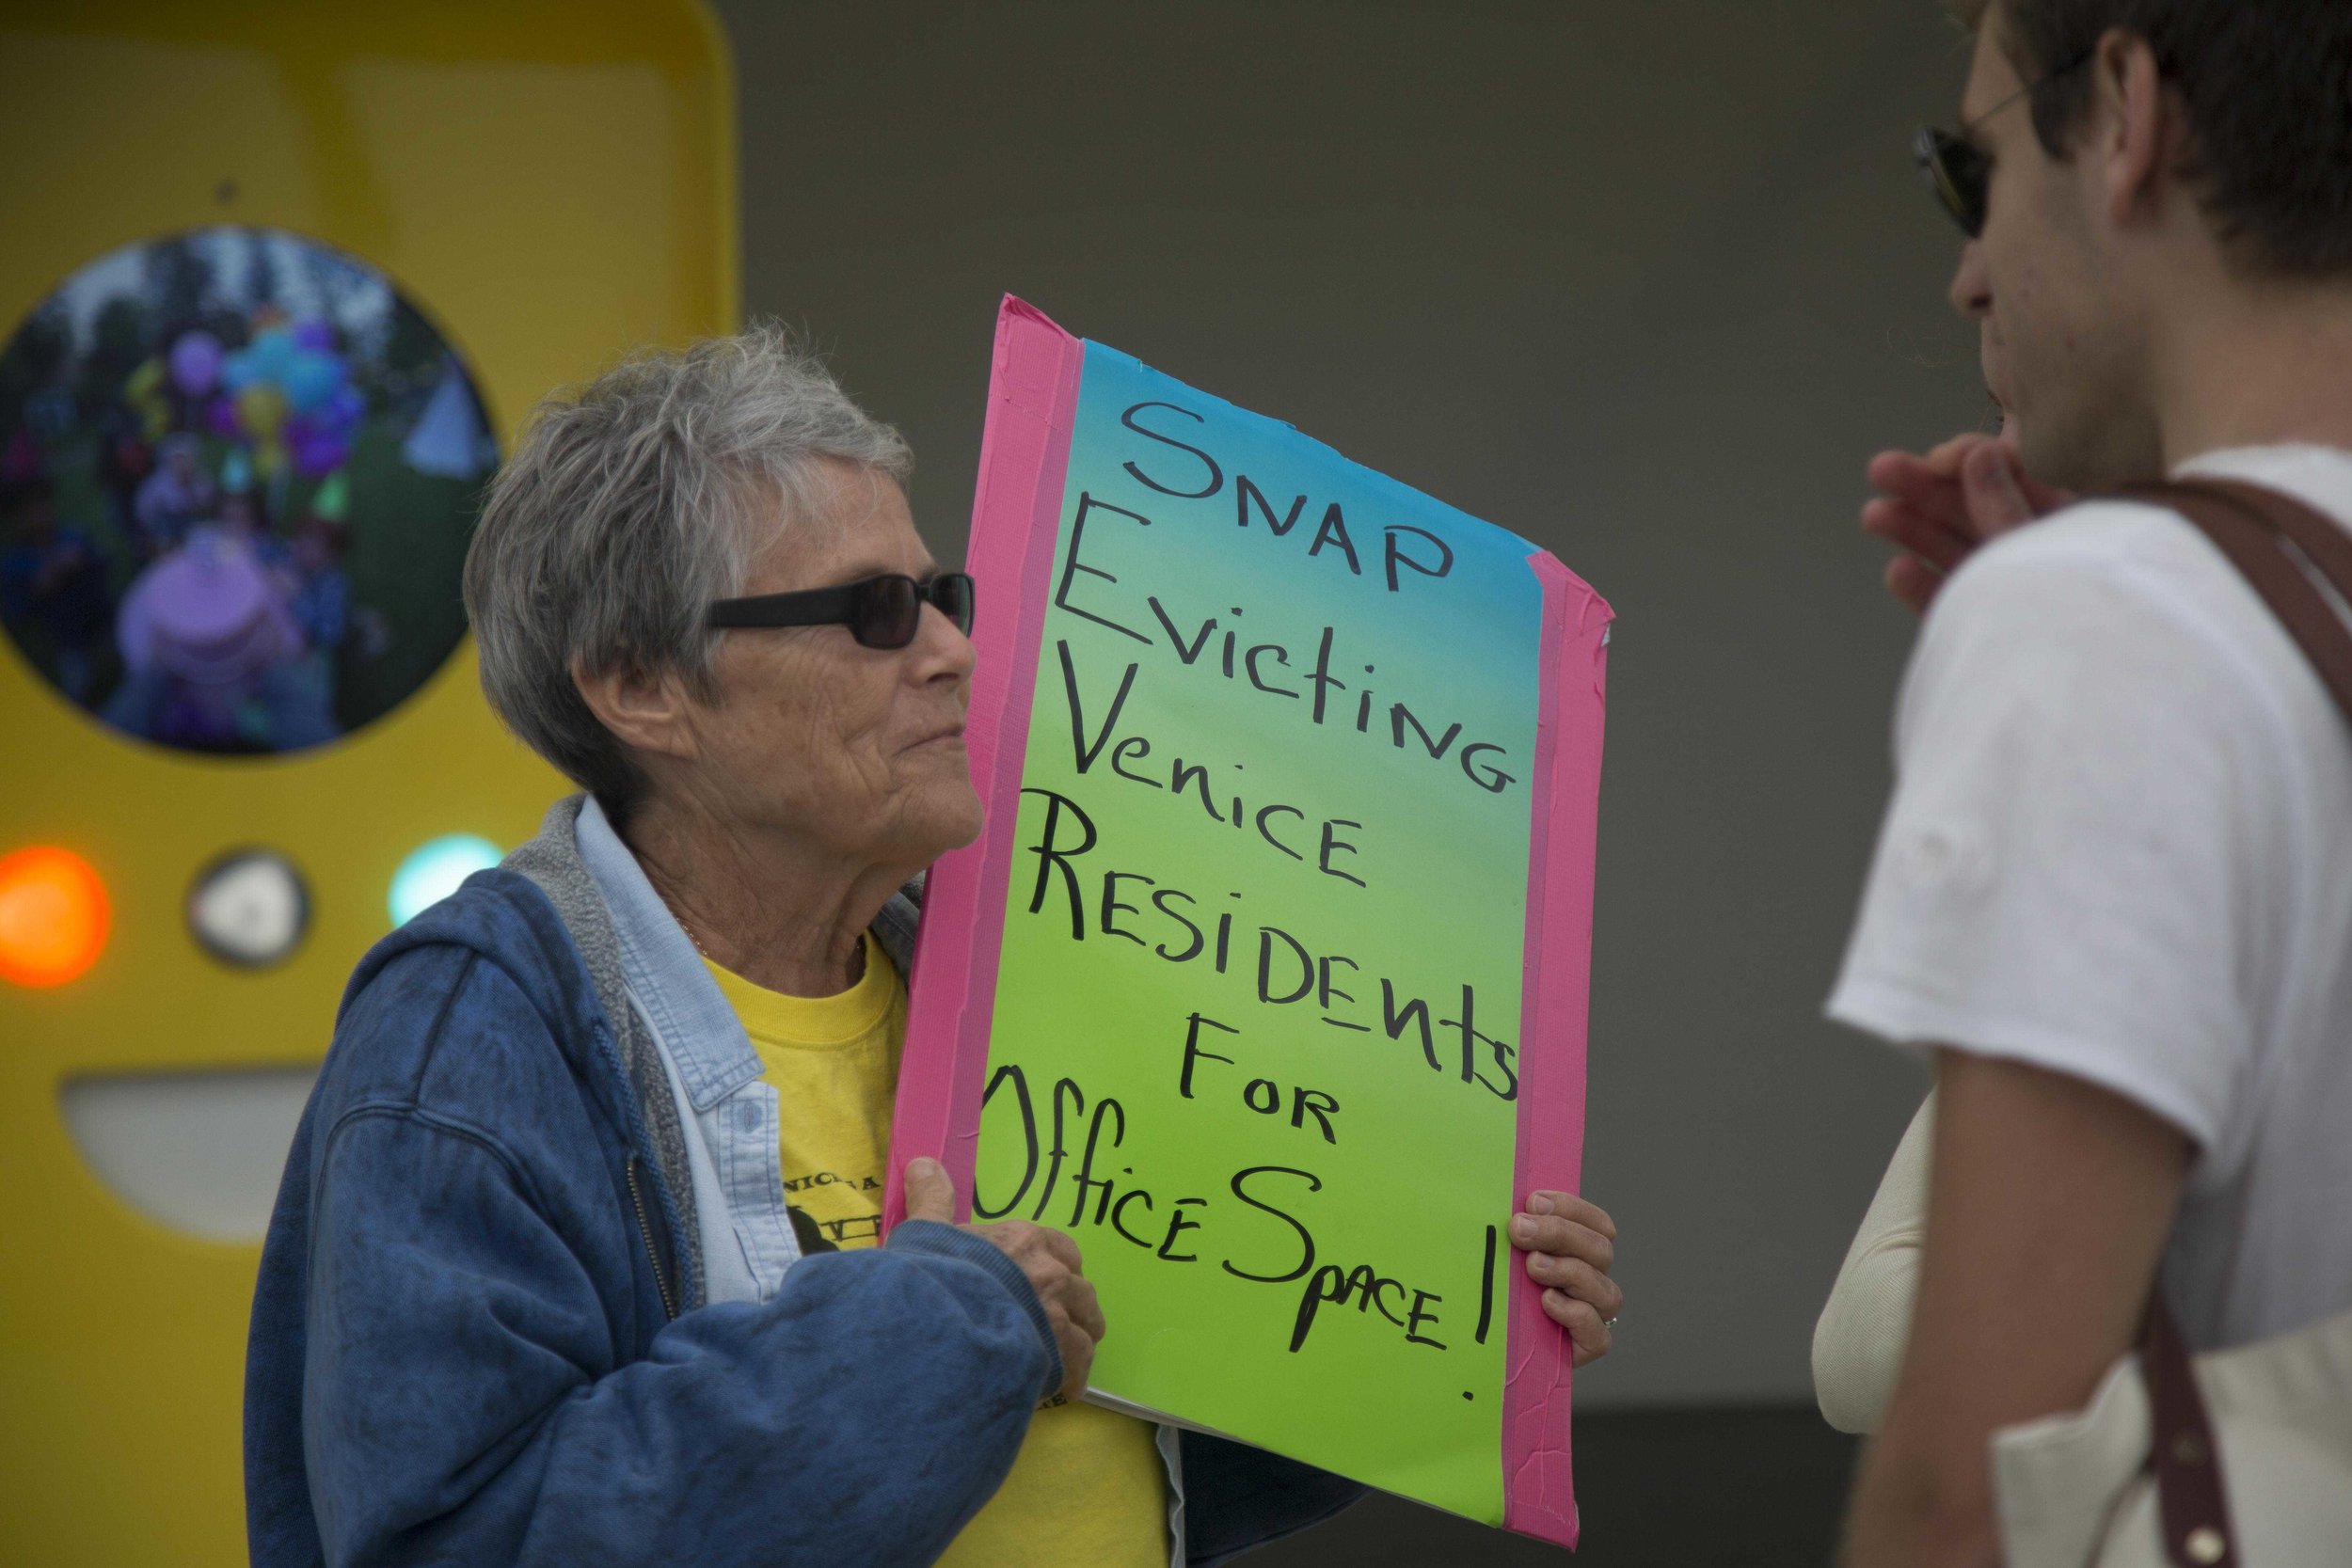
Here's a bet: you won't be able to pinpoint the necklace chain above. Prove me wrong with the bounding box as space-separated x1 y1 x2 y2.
660 894 718 965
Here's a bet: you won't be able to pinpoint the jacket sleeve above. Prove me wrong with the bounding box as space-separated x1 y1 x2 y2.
1811 1090 1933 1434
301 969 1055 1567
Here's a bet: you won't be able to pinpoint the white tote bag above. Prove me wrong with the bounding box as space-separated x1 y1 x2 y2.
1992 1305 2352 1567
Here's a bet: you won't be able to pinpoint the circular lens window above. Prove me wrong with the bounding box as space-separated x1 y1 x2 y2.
0 226 496 754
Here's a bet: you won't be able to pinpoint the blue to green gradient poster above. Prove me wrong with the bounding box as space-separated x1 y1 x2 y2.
888 298 1611 1547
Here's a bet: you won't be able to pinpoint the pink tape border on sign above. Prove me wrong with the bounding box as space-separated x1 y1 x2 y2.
883 295 1083 1231
883 294 1613 1552
1502 554 1612 1547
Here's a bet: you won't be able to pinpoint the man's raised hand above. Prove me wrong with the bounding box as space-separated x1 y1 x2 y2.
903 1157 1104 1401
1862 431 2070 614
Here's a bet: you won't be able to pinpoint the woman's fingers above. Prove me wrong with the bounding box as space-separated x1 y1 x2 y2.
1063 1272 1106 1343
1523 1251 1624 1318
1545 1291 1614 1367
1525 1190 1615 1238
1509 1212 1615 1273
1511 1192 1620 1366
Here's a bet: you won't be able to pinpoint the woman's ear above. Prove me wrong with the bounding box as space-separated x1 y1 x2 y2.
573 658 703 763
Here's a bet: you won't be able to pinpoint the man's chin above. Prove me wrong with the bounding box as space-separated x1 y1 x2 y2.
2017 416 2154 494
2009 389 2090 490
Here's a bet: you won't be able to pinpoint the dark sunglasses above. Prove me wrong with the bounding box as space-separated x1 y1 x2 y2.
1914 127 1993 238
1913 49 2094 238
707 571 976 649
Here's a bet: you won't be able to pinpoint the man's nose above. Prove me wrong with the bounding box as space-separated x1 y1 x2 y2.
1948 239 1993 317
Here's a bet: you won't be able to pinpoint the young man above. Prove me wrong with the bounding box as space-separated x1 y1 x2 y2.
1834 3 2352 1562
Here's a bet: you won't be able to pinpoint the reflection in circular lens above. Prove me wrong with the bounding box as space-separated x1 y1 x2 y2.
187 848 310 968
0 225 497 757
389 834 501 927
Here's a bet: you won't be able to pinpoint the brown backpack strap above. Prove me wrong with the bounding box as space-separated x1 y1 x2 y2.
2189 476 2352 594
2120 479 2352 728
2141 1299 2235 1567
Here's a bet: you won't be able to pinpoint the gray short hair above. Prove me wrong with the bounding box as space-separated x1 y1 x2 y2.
464 324 914 816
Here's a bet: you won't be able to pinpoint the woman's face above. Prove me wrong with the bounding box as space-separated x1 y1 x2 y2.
676 458 981 875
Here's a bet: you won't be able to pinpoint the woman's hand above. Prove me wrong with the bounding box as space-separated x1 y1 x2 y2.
904 1158 1105 1401
1861 432 2070 614
1511 1192 1621 1368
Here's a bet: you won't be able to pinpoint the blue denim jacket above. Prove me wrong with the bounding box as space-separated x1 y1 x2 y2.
244 796 1359 1567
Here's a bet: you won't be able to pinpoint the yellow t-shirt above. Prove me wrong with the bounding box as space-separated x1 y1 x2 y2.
707 939 1168 1568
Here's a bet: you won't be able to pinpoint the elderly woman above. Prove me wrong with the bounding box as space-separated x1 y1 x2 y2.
244 329 1623 1568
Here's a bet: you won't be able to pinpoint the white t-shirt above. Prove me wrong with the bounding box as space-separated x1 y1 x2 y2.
1829 444 2352 1352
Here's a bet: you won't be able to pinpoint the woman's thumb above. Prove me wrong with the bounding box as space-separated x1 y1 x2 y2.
902 1157 958 1224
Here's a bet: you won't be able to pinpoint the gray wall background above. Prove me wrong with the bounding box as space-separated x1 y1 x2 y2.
711 0 1986 1410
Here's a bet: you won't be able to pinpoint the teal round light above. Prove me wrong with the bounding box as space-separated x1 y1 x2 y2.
389 834 502 927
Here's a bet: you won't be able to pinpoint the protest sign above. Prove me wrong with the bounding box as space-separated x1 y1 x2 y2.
885 297 1610 1545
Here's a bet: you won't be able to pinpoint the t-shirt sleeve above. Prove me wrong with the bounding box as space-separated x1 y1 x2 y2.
1827 519 2294 1162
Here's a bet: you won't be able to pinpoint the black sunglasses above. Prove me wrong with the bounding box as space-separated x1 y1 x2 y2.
1915 127 1994 238
707 571 976 649
1913 49 2094 238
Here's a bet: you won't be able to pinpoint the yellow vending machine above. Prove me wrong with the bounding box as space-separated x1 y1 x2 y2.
0 4 736 1558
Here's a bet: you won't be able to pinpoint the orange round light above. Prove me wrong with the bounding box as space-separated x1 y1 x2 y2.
0 847 112 988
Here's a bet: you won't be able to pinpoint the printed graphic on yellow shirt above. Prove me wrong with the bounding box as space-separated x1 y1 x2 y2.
707 938 1169 1568
784 1167 885 1251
